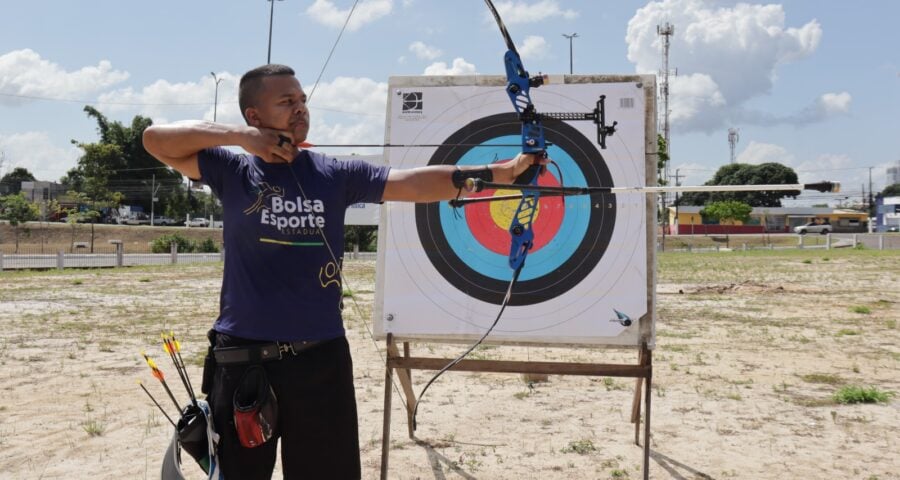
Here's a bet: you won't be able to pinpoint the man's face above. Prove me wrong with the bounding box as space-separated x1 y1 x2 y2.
247 75 310 143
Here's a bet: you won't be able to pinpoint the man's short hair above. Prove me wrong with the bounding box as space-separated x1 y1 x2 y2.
238 64 296 122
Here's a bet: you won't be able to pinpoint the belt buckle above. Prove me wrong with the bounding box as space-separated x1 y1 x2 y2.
277 341 296 360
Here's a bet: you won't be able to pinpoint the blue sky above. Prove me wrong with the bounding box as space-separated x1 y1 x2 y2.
1 0 898 205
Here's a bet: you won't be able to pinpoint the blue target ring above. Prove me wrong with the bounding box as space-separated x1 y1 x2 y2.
415 113 616 306
438 136 591 282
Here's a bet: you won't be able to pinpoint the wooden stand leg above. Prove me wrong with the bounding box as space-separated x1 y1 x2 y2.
380 337 394 480
385 338 418 439
643 345 652 480
632 347 645 445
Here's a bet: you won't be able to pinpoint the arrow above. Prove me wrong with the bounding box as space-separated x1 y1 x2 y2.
138 380 176 428
143 352 181 413
448 180 841 207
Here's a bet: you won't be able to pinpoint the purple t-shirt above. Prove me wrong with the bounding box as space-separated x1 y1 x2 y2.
198 148 389 341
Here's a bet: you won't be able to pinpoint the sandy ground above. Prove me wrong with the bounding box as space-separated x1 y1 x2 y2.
0 249 897 479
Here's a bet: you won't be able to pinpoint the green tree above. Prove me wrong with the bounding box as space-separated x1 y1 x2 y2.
700 200 752 248
60 191 101 251
1 167 36 195
657 134 669 186
678 163 800 207
0 193 40 252
72 142 121 204
70 107 183 212
190 190 223 220
884 183 900 197
164 185 191 222
344 226 378 252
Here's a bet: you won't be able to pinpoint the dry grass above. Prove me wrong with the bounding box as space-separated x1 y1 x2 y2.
0 248 897 479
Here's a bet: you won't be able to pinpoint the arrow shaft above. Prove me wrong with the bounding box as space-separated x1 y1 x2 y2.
139 383 176 428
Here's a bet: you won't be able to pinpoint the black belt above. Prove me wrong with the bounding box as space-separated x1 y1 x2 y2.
213 340 322 365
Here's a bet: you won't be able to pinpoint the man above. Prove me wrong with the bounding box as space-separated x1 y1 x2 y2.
143 64 542 479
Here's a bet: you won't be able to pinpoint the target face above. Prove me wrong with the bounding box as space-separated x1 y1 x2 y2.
415 113 616 306
377 79 651 346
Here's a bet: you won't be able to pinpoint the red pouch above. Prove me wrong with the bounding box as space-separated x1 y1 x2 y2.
233 366 278 448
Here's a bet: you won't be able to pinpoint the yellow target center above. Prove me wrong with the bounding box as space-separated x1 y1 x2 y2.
489 188 540 228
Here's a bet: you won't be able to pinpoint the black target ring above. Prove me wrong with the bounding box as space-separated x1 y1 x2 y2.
414 112 616 306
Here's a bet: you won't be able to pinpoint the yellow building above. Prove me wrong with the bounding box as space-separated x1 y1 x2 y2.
666 206 868 235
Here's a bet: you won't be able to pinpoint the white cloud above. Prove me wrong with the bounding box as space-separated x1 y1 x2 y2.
669 73 727 131
519 35 549 61
302 76 389 154
734 91 852 127
490 1 578 25
306 0 392 32
626 0 827 132
96 72 241 125
423 58 477 76
409 41 442 61
0 49 129 106
0 132 80 182
306 76 388 117
818 92 851 114
736 141 795 166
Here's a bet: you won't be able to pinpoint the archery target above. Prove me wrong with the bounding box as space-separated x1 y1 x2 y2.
416 113 616 306
376 78 652 345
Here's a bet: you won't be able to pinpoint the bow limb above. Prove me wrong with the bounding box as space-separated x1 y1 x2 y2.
412 0 543 430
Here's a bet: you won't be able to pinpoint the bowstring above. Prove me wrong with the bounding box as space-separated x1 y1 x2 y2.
293 0 409 411
306 0 360 104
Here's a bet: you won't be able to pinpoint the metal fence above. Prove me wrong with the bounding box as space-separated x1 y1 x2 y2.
661 233 900 253
0 242 224 270
0 243 377 271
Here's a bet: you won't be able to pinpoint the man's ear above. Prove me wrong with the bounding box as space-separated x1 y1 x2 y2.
245 108 261 127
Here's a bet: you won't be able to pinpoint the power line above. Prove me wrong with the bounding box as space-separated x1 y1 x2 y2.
0 91 381 116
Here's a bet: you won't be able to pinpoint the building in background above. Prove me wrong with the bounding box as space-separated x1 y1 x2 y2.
875 195 900 232
20 181 66 203
667 206 868 234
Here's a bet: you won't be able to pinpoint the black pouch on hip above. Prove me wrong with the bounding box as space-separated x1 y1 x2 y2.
233 365 278 448
200 329 217 395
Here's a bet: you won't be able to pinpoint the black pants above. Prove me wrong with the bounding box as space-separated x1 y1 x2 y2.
208 333 361 479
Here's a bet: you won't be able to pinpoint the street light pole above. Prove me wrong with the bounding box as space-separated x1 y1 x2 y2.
210 72 223 122
562 33 578 74
267 0 284 64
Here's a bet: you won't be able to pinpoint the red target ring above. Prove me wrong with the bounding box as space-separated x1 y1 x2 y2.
465 162 564 255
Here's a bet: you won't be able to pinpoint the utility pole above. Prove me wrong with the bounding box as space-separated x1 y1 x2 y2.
267 0 284 64
211 72 223 122
868 166 874 212
150 174 161 226
728 128 740 164
657 22 675 249
562 33 578 74
672 169 683 235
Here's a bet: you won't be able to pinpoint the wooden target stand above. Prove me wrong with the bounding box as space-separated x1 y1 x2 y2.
379 334 653 480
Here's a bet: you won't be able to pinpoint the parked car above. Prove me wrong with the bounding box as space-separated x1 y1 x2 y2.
187 217 210 227
887 225 899 233
153 216 176 226
125 213 151 225
794 221 831 235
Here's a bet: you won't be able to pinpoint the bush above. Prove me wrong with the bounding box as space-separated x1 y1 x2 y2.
833 386 894 404
151 233 195 253
196 238 220 253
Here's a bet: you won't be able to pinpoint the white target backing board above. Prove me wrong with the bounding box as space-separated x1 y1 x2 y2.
336 154 382 226
374 74 657 347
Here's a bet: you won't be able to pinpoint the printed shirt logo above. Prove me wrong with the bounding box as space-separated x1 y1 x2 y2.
245 182 327 240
